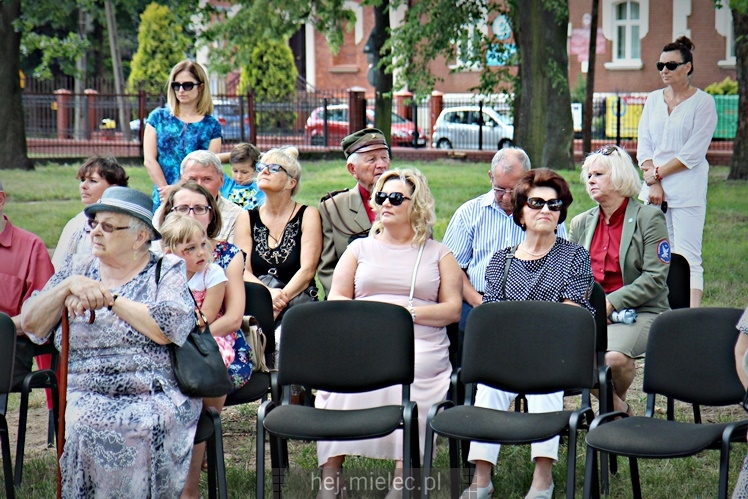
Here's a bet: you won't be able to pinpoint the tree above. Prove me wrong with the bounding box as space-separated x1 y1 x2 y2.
385 0 574 169
239 40 298 131
728 1 748 179
126 3 189 94
511 0 574 169
0 0 32 170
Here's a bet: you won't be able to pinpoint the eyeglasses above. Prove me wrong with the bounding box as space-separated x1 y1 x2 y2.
87 219 130 233
374 191 411 206
493 186 513 197
170 81 201 92
595 145 619 156
656 61 687 72
526 198 564 211
172 204 211 216
255 162 291 176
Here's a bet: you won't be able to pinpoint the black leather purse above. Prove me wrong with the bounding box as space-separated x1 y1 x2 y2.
257 268 319 323
156 258 233 398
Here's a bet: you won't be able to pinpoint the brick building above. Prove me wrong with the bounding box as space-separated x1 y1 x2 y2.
287 1 737 96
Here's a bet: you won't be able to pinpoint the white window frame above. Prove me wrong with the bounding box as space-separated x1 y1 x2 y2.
715 5 736 68
450 21 488 72
602 0 648 70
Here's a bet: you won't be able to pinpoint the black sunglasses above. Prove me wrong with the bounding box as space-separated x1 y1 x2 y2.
656 61 687 72
595 145 619 156
374 191 411 206
526 197 564 211
170 81 201 92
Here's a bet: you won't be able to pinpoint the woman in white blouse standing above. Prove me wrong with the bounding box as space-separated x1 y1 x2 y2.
637 36 717 308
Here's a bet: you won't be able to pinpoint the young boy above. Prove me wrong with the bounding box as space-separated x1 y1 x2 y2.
219 142 265 210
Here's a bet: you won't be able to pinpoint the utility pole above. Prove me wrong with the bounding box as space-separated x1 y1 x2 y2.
74 8 90 140
583 0 599 154
105 0 130 141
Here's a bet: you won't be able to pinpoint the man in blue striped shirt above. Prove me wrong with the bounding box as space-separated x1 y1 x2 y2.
443 148 568 365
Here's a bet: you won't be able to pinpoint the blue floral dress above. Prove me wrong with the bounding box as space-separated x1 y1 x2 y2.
213 241 253 390
146 107 222 209
29 253 201 498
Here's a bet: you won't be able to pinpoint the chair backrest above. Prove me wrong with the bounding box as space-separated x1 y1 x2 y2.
462 301 596 394
244 282 276 367
0 313 16 396
667 253 690 310
643 307 744 406
590 282 608 354
277 301 414 393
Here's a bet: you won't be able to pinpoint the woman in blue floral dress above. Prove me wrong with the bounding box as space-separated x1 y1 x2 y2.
158 181 250 498
22 187 200 498
144 61 222 210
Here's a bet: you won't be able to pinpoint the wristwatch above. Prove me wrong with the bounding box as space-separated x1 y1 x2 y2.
108 294 119 311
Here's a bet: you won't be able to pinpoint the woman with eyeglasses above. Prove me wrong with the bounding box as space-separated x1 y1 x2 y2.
462 169 594 499
637 36 717 308
314 168 461 498
234 146 322 322
570 146 670 418
158 181 252 499
143 60 222 210
22 187 200 497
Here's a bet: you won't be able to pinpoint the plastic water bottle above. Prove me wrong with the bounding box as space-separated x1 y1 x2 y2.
610 308 637 324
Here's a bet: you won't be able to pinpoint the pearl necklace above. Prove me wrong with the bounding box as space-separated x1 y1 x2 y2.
519 241 554 257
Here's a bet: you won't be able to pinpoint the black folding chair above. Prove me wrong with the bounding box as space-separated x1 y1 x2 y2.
582 307 747 499
423 301 597 498
256 301 419 498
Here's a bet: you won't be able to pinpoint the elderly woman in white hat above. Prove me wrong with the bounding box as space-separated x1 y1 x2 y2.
22 186 200 498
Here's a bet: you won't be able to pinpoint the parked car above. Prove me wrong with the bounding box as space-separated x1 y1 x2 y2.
129 100 250 142
305 104 427 147
432 105 514 150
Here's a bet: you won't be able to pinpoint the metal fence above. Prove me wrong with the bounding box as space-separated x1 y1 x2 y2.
21 86 738 158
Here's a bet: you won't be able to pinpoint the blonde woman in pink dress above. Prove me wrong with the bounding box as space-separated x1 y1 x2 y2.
315 168 463 498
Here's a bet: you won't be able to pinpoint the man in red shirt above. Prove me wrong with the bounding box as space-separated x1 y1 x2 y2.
0 180 55 388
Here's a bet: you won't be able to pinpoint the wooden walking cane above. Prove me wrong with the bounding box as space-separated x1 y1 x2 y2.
57 310 94 499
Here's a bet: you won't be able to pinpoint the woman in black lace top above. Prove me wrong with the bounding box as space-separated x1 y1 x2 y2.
234 146 322 320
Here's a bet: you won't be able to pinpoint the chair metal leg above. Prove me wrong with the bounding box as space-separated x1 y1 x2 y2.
256 406 268 499
629 457 641 499
1 416 15 499
719 434 733 499
693 403 702 424
582 446 598 499
422 423 435 499
14 389 30 487
206 408 228 499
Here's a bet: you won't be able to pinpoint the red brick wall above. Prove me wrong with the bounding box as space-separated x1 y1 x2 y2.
568 0 736 93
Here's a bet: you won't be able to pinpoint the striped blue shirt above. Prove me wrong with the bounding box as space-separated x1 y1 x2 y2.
443 190 567 293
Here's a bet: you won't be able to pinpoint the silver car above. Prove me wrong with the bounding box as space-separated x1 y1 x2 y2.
432 106 514 150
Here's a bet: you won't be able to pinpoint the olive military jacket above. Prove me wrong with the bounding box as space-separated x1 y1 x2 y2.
569 198 670 314
317 186 371 296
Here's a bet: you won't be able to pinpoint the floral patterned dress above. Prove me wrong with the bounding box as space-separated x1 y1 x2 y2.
146 107 222 209
29 253 201 498
213 240 253 390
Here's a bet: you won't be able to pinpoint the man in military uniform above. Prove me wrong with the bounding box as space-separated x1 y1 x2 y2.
318 128 390 296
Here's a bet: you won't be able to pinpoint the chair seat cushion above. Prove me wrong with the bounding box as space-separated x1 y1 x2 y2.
264 405 404 441
586 417 735 458
431 406 574 445
225 372 270 406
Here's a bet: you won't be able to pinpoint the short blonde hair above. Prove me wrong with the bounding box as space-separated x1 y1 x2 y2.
166 61 214 117
581 146 642 199
159 212 210 257
260 146 302 196
370 168 435 246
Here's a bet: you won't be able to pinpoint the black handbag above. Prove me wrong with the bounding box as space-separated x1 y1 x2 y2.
258 268 318 321
156 257 233 398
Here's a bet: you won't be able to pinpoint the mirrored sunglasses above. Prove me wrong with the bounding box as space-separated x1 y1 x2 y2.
255 162 290 176
526 198 563 211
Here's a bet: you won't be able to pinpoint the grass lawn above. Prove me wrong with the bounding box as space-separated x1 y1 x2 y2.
2 159 748 497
